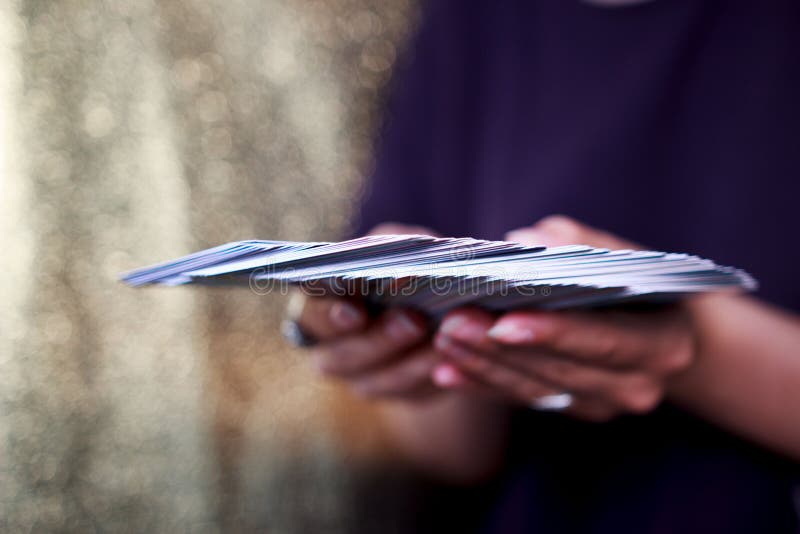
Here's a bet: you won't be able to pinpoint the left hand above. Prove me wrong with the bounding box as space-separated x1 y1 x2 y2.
431 215 697 421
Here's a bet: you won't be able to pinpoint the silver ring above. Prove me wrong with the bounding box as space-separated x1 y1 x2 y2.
530 393 574 411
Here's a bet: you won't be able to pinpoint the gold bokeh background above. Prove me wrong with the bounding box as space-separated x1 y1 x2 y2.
0 1 417 531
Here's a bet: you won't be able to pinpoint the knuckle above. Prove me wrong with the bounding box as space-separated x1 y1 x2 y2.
539 215 583 241
657 345 693 374
369 222 407 236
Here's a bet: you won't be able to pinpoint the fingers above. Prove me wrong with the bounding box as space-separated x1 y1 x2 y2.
297 220 440 341
431 363 482 389
297 295 368 341
350 346 440 399
311 308 428 377
436 338 657 419
505 214 641 250
435 337 622 420
433 305 678 417
437 338 559 400
496 351 664 414
430 362 515 401
485 309 692 371
369 222 441 237
438 305 649 369
438 308 497 352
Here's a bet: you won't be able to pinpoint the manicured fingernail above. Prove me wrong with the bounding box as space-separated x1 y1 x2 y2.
330 301 362 330
487 322 535 343
432 365 459 387
440 316 485 344
439 316 467 336
385 310 422 342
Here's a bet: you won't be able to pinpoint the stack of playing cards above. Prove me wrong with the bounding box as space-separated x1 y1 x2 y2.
121 235 756 315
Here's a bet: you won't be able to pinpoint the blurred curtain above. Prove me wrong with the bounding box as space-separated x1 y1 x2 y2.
0 0 416 531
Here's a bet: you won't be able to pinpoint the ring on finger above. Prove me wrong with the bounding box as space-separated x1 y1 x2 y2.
530 392 574 411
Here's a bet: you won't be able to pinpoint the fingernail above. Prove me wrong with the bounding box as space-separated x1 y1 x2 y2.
487 322 535 343
385 310 422 342
439 315 484 344
330 301 362 330
432 365 459 387
439 316 467 336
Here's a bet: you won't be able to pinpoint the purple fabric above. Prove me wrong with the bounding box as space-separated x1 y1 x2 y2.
356 0 800 313
354 0 800 532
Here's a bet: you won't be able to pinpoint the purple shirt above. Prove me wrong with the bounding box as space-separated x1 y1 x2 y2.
357 0 800 312
355 1 800 531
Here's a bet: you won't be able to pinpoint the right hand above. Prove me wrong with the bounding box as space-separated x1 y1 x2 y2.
296 223 446 400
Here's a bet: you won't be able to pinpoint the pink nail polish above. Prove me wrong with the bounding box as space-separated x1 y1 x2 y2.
439 316 467 336
440 316 485 344
487 322 535 343
432 366 458 387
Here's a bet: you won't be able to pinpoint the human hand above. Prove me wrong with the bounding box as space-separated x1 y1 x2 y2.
431 215 695 420
296 223 445 400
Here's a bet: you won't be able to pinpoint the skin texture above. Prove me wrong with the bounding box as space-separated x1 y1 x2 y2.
297 216 800 480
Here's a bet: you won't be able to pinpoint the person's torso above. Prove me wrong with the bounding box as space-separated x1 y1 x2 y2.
360 0 800 311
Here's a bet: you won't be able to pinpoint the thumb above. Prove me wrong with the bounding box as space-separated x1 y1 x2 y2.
505 215 641 250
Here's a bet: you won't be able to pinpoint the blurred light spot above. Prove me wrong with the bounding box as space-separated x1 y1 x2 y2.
229 86 263 115
201 127 233 158
347 10 383 41
360 39 396 73
196 90 228 123
73 11 98 41
261 43 298 85
202 159 234 192
171 58 210 91
43 313 73 344
198 52 224 82
39 150 72 185
83 106 116 138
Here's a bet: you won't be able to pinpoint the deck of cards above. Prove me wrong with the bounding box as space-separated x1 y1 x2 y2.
121 235 756 316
